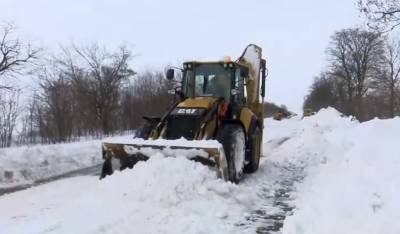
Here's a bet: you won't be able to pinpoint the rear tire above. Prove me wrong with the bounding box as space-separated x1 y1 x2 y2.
217 124 246 183
244 127 261 173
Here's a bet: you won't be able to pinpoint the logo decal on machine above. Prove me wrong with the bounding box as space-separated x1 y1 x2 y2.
178 109 197 114
171 108 205 115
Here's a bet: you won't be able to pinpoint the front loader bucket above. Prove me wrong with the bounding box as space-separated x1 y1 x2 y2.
101 137 228 180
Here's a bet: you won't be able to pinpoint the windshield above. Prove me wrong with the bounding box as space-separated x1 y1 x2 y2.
182 64 231 100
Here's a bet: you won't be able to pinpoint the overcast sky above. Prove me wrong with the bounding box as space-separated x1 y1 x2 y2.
1 0 363 112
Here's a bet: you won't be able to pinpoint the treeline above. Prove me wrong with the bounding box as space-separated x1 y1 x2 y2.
0 24 173 147
305 0 400 121
304 27 400 121
18 46 173 145
263 102 292 117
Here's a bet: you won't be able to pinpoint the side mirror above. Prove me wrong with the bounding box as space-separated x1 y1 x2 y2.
240 68 248 78
166 69 175 81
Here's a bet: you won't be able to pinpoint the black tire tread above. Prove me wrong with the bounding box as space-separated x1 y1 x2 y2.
244 127 261 173
217 124 245 183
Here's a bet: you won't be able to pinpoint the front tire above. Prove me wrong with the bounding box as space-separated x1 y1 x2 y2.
217 124 246 183
136 123 153 139
100 158 112 179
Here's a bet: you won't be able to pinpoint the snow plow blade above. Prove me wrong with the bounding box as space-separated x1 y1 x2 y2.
101 138 228 180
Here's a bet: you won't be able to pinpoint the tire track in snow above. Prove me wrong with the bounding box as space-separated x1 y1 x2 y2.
238 161 304 234
238 129 306 233
254 163 304 234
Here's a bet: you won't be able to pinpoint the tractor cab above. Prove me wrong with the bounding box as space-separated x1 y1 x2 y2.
167 62 249 106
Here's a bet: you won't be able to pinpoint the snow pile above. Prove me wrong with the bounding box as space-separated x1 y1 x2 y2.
0 155 257 234
0 140 102 188
282 108 400 234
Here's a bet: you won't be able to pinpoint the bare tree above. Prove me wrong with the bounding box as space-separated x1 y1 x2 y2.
327 27 385 118
38 66 76 143
303 73 339 112
359 0 400 31
373 38 400 117
0 24 39 86
0 89 21 147
120 70 172 129
58 44 135 135
18 92 40 145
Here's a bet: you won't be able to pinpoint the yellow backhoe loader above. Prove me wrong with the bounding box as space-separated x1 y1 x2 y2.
101 44 267 183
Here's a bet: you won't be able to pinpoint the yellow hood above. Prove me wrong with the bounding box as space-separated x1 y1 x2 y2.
177 97 218 109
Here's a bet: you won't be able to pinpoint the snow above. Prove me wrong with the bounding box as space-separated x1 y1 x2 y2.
0 155 257 234
103 136 222 149
1 107 400 233
0 140 102 188
240 44 261 81
103 137 227 179
282 108 400 234
239 44 262 104
103 137 223 159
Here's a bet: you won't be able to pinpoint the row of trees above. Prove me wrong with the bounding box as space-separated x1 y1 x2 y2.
19 47 172 145
305 0 400 120
0 24 172 147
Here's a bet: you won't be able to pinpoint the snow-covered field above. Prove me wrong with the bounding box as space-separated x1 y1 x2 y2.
0 140 102 188
0 108 399 234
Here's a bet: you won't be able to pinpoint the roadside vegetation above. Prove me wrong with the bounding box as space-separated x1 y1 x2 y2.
0 24 173 146
305 0 400 121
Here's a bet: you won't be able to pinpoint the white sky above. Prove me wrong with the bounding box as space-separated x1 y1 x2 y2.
1 0 363 112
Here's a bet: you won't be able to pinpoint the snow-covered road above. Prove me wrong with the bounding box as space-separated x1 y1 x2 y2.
1 108 400 234
0 140 102 189
0 164 102 196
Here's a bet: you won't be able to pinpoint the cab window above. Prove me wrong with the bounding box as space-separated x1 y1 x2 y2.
234 68 246 105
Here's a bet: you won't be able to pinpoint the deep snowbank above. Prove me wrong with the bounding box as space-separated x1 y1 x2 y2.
283 108 400 234
0 140 102 188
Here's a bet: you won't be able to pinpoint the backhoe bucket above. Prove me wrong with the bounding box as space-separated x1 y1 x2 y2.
101 137 228 180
